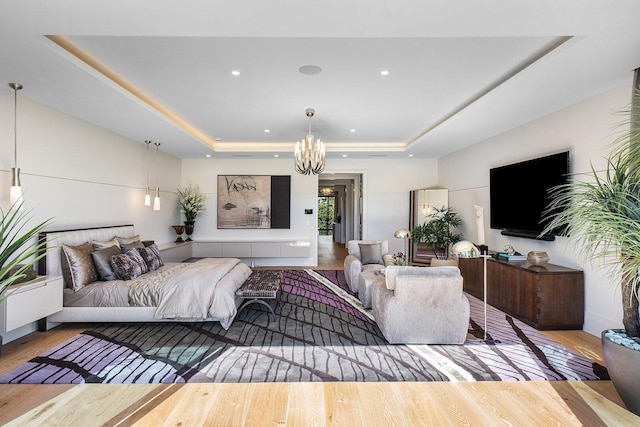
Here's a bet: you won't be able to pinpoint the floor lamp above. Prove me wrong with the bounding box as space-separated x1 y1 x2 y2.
394 228 411 265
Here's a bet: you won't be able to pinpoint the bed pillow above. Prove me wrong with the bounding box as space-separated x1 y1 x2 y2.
120 240 145 253
61 242 98 291
116 235 140 246
91 245 121 281
136 244 164 271
111 249 148 281
359 243 383 265
92 237 120 250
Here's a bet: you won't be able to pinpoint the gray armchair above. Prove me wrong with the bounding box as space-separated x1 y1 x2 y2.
343 240 394 293
372 266 470 344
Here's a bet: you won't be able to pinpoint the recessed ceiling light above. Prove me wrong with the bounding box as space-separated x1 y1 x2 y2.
264 129 270 133
299 65 323 75
273 154 279 158
342 154 348 158
350 129 356 133
215 137 222 141
206 154 212 158
408 154 413 157
231 70 240 76
380 70 390 76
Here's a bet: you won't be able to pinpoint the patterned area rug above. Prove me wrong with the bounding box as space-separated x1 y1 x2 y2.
0 269 607 384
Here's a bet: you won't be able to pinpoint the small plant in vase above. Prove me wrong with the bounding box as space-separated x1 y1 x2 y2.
392 252 406 266
177 185 206 241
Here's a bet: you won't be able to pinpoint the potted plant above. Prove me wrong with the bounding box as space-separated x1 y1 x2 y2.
176 185 207 241
541 93 640 415
411 206 462 259
1 200 54 349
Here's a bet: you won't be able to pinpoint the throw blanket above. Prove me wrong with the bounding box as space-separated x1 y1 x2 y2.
130 258 251 329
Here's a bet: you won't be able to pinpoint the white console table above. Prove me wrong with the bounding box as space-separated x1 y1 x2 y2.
0 275 63 336
157 240 312 266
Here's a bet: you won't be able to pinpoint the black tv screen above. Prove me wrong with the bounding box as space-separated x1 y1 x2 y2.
489 151 569 240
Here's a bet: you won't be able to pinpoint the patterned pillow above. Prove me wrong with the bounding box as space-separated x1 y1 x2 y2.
61 242 98 291
110 249 148 280
136 244 164 271
91 245 121 281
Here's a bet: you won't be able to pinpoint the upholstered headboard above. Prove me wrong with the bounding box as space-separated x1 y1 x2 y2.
38 225 135 281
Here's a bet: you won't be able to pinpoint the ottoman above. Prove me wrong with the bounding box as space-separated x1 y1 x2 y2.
357 269 384 309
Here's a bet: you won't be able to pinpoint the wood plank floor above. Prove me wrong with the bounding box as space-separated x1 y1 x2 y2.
0 238 638 426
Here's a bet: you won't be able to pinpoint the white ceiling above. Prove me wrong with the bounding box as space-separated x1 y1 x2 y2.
1 1 640 160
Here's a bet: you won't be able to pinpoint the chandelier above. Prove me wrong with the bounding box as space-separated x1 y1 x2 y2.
294 108 325 175
320 187 333 196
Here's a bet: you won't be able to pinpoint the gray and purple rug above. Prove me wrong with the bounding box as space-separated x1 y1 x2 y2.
0 269 607 384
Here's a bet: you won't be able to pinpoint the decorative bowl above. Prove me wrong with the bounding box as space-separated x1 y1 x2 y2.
527 251 550 266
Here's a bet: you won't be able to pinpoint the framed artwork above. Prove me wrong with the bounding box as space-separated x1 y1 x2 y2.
217 175 291 229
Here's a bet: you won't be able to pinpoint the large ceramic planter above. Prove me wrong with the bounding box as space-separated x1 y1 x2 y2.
602 329 640 415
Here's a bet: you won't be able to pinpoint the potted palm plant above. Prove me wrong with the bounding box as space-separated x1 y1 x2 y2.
411 206 462 259
542 93 640 415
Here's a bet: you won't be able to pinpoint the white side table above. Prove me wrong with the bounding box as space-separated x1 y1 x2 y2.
0 275 63 334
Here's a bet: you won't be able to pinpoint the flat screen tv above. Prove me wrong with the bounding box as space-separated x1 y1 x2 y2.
489 151 570 240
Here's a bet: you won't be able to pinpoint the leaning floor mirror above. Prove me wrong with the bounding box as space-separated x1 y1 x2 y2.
408 187 448 265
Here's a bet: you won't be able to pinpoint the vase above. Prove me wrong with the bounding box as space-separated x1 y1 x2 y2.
527 251 550 266
172 225 185 243
184 221 195 241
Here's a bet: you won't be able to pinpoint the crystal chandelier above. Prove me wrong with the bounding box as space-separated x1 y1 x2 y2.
294 108 325 175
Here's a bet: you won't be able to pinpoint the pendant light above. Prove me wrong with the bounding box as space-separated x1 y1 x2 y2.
8 83 23 205
294 108 325 175
153 142 161 211
144 140 151 206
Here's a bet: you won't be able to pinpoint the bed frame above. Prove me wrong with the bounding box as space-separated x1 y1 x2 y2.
39 225 188 326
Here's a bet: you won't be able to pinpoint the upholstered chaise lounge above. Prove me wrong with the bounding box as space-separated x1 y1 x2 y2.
372 266 470 344
343 240 394 293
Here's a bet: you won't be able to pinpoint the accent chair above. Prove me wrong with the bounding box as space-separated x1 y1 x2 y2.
344 240 393 293
372 265 470 344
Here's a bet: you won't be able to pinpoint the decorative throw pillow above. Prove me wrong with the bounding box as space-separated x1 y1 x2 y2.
61 242 98 291
110 249 148 280
120 240 145 253
136 244 164 271
359 243 383 265
92 237 120 251
91 245 121 281
116 235 141 245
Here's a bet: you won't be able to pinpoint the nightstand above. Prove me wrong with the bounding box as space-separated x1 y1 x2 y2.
0 275 63 334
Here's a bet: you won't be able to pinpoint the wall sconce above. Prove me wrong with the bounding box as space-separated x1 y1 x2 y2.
153 142 161 211
144 140 151 206
8 83 23 205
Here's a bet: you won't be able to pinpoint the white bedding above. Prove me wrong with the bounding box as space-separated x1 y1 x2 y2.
62 259 251 329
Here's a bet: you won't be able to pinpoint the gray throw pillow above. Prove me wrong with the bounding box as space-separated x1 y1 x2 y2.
116 235 141 245
359 243 383 265
61 242 98 291
91 245 121 281
120 240 145 253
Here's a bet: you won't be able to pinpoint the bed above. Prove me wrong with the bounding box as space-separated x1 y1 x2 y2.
38 225 252 329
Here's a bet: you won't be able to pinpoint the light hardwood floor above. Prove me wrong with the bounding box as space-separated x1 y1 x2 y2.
0 238 638 426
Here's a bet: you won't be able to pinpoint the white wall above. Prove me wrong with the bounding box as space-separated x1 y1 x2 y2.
0 90 182 243
181 157 438 263
439 81 633 336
